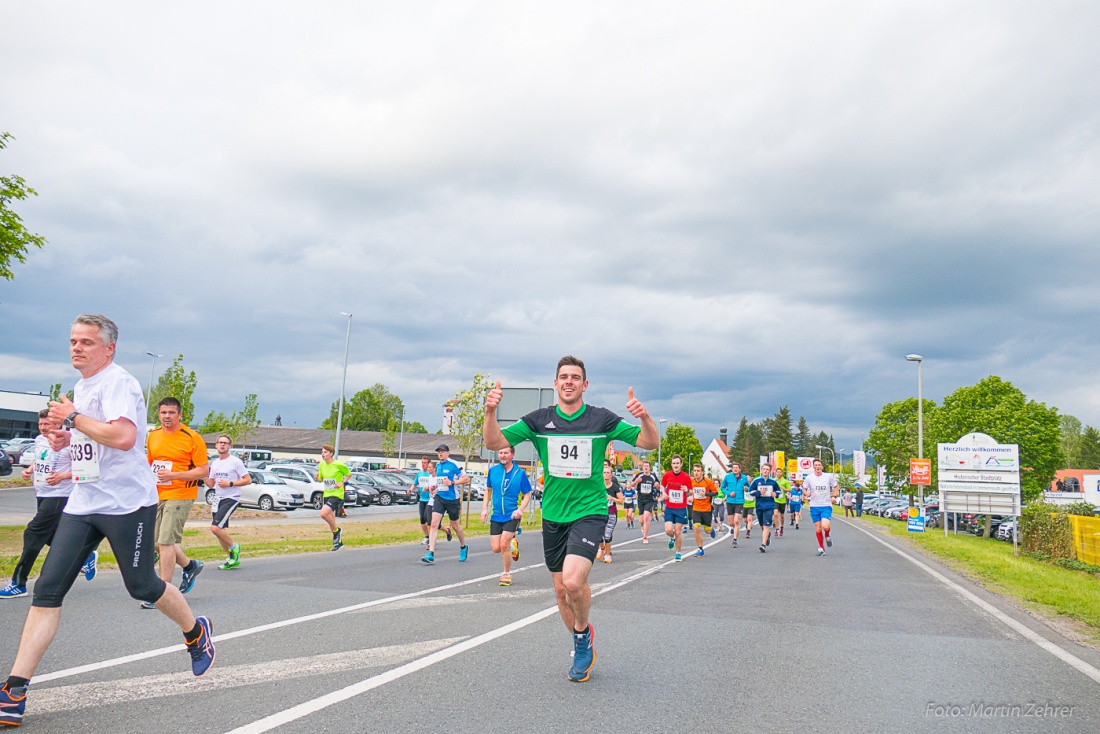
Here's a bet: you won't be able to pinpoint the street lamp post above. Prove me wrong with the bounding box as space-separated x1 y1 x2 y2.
334 312 352 459
397 406 405 468
144 352 163 408
818 445 836 470
906 354 924 507
658 419 667 472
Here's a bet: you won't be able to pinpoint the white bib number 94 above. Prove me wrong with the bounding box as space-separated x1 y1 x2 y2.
547 437 592 479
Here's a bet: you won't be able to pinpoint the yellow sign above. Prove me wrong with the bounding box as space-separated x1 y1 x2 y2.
787 459 798 475
774 451 785 475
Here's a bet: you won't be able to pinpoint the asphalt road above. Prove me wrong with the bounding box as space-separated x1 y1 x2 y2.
2 513 1100 733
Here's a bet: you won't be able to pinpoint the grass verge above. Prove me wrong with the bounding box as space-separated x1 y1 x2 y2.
854 513 1100 640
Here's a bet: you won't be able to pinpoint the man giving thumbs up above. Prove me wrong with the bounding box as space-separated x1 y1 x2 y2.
483 355 658 683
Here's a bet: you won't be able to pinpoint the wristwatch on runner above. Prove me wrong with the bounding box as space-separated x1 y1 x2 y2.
63 411 79 429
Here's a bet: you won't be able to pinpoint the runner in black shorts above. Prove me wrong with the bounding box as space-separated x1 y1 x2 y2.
484 357 658 683
630 461 660 543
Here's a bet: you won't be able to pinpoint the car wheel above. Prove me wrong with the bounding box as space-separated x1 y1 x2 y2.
378 491 393 506
206 489 216 505
311 492 324 510
258 495 274 512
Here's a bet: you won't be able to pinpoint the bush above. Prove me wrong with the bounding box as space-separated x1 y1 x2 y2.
1024 552 1100 575
1019 503 1075 559
1064 501 1098 517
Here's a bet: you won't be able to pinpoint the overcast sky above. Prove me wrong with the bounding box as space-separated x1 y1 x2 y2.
2 1 1098 454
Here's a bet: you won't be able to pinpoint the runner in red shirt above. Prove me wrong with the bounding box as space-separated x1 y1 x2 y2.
660 455 693 562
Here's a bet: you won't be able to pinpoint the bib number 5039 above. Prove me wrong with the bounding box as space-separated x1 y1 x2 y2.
70 430 102 484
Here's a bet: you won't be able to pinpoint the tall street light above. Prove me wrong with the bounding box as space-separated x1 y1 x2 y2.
906 354 924 506
397 405 405 469
334 312 352 459
658 419 667 472
145 351 163 407
818 445 836 470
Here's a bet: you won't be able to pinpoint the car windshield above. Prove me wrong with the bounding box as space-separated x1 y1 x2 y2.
254 473 283 485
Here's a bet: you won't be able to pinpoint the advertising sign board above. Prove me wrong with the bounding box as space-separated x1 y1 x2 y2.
910 458 932 486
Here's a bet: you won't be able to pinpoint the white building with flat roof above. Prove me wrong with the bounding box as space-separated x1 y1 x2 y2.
0 390 50 440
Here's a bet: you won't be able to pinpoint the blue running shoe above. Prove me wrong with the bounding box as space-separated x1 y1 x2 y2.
668 538 675 550
674 552 682 562
516 525 522 535
82 550 98 581
709 527 716 539
459 545 468 562
179 560 204 595
568 623 595 682
186 616 216 676
0 682 27 726
140 601 157 610
421 551 435 565
0 583 28 599
694 548 704 557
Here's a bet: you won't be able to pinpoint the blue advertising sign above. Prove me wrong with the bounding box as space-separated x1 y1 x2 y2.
907 507 925 533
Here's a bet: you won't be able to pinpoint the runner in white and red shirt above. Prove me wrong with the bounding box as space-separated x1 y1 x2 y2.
804 457 839 556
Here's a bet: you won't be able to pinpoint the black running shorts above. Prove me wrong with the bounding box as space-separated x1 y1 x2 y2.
542 514 605 573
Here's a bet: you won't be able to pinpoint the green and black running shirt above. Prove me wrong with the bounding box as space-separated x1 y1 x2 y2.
501 403 642 523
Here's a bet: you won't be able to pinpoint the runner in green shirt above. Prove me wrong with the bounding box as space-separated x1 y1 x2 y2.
774 471 791 538
314 445 350 551
483 355 658 683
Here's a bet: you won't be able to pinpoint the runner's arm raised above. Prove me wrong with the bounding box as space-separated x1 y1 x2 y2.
483 380 508 450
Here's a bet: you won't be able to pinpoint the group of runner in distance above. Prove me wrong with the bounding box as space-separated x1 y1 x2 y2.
0 316 840 727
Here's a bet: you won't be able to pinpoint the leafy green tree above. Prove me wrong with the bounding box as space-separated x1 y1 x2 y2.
865 397 936 491
197 394 261 442
764 406 793 455
321 383 404 432
1078 426 1100 470
928 376 1062 502
405 421 428 434
729 417 764 475
621 454 634 470
147 354 198 424
449 373 493 470
1 133 47 280
380 417 397 459
1060 415 1082 468
794 416 813 456
650 423 703 472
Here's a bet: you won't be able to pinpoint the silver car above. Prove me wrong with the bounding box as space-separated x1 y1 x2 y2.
204 469 304 511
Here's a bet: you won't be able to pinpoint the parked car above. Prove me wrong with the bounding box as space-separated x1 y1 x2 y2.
205 469 305 511
0 451 11 477
18 446 38 467
267 463 357 509
345 473 384 506
365 471 419 505
2 438 36 463
996 519 1018 541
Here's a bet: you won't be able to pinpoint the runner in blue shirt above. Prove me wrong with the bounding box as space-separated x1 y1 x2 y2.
747 463 781 553
788 480 804 530
414 457 435 545
480 445 533 586
720 463 750 548
421 444 471 565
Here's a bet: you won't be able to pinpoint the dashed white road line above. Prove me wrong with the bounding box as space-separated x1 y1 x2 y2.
32 638 466 714
840 518 1100 687
225 531 730 733
34 530 654 684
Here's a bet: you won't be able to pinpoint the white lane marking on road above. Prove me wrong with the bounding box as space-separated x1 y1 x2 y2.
33 564 542 684
33 531 650 684
842 519 1100 687
226 531 731 734
32 638 466 715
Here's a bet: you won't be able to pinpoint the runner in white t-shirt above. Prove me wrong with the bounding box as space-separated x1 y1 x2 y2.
0 315 215 728
205 435 251 570
1 410 97 599
804 458 839 556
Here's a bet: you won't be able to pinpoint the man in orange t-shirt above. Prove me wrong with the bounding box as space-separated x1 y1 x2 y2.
689 463 717 557
145 397 209 607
